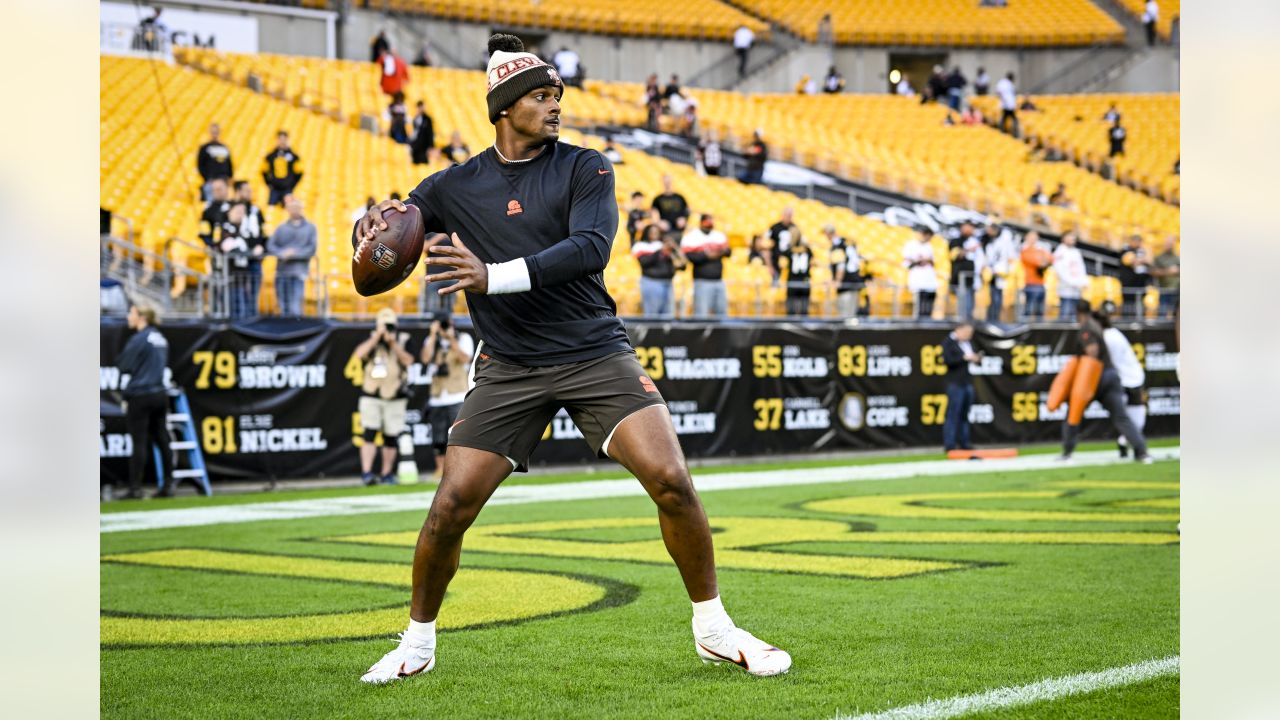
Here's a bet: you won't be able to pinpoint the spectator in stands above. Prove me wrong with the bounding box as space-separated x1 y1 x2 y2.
261 130 302 207
371 30 389 63
134 8 166 52
267 196 317 317
983 220 1016 322
768 206 798 266
199 178 231 248
748 234 778 284
740 129 768 185
1029 183 1049 205
663 74 682 101
904 227 939 319
1019 96 1040 111
1103 103 1121 123
378 44 410 97
1119 234 1153 319
218 201 265 320
682 214 730 317
386 91 409 144
1152 236 1180 318
234 180 267 255
644 74 663 130
949 225 984 320
1143 1 1159 46
413 40 433 68
633 223 687 317
1053 231 1089 321
925 65 947 104
942 113 957 127
734 24 754 77
823 66 845 94
941 321 981 452
441 130 469 165
945 66 967 111
1020 231 1052 320
817 13 834 45
697 129 723 176
960 104 984 125
1108 117 1127 157
1050 183 1075 209
117 304 174 500
794 74 817 95
421 315 474 483
353 308 413 486
652 175 690 235
666 90 695 136
410 100 435 165
827 225 865 317
553 46 582 88
996 72 1019 136
196 123 233 202
783 232 813 316
625 191 651 247
974 67 991 96
896 73 914 96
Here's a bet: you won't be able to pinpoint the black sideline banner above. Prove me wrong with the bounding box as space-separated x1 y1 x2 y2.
101 319 1180 483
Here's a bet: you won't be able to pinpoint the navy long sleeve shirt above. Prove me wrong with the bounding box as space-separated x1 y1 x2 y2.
380 142 630 366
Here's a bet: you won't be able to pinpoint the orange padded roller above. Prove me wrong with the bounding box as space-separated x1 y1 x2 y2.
1067 356 1104 425
1046 356 1078 412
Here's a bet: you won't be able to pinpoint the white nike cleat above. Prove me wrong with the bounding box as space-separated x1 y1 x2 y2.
693 621 792 677
360 633 436 684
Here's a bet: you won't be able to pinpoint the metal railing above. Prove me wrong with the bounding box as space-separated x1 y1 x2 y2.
101 234 213 318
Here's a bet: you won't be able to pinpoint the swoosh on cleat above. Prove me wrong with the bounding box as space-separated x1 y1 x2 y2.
698 643 749 670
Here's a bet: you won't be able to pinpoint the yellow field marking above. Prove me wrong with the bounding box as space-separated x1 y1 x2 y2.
101 549 604 646
1110 497 1180 510
803 491 1179 523
335 517 969 579
834 531 1179 545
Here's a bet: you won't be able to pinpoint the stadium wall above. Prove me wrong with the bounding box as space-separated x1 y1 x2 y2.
99 319 1179 483
101 0 337 57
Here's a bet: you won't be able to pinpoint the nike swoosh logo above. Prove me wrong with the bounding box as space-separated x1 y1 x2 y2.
698 643 749 670
598 169 611 175
398 657 433 677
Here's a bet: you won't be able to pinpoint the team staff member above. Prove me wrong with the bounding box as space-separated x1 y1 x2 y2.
1059 301 1151 463
352 308 414 486
1098 301 1147 458
941 321 981 452
261 130 303 207
116 305 174 500
420 316 474 482
354 34 789 683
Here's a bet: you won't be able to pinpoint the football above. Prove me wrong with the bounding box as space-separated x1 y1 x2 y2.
351 204 426 297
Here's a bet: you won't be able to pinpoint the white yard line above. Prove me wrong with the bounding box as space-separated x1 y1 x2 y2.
835 655 1179 720
100 447 1179 533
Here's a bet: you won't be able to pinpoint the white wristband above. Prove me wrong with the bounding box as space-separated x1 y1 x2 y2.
485 258 532 294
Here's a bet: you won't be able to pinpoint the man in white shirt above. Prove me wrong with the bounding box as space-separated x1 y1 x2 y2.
1098 302 1147 458
733 25 754 77
552 46 581 86
903 226 939 319
1052 231 1089 321
982 222 1016 322
1142 1 1159 46
995 72 1018 136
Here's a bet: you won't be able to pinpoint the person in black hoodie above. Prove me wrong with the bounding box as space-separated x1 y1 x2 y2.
261 130 303 207
196 123 233 201
218 201 265 319
115 305 174 499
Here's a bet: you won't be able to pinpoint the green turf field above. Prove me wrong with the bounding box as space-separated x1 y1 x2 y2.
101 453 1179 719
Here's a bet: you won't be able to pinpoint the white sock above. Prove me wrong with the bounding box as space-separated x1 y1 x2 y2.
692 595 733 636
405 619 436 647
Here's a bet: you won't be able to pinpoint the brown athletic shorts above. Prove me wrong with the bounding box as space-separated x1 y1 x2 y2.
447 350 666 471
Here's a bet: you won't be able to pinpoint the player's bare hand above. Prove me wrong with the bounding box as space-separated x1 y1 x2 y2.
427 233 487 295
355 199 408 244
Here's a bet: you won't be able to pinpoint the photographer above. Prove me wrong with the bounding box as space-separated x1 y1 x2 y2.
352 308 414 485
420 315 474 482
